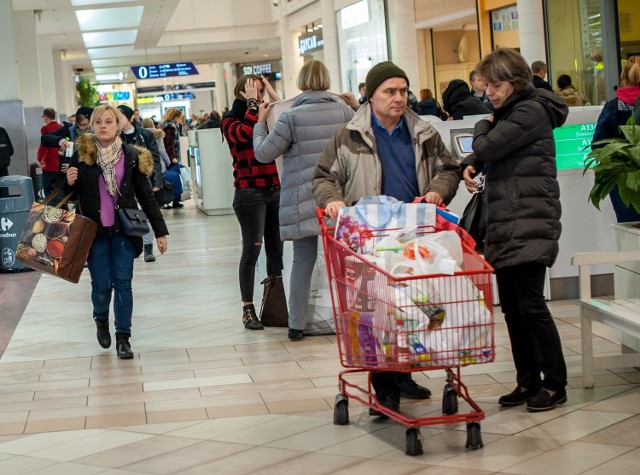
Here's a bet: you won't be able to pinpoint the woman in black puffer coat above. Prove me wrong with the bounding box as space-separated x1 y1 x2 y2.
461 49 569 413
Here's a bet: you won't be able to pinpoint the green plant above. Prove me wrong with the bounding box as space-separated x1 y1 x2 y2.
75 78 100 107
583 117 640 212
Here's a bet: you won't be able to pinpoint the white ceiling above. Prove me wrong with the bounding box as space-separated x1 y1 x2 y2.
12 0 283 82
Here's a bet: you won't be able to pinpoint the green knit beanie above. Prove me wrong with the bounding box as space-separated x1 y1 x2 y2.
365 61 410 98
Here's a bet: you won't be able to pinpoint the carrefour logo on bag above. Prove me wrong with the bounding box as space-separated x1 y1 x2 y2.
0 217 13 231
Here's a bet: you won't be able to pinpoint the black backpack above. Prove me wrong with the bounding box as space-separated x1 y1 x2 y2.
0 128 14 168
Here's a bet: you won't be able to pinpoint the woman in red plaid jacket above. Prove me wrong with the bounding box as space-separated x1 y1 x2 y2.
221 74 283 330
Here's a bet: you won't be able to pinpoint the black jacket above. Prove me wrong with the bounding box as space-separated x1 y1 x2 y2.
0 127 14 169
462 87 568 270
66 134 169 257
120 126 161 186
533 75 553 92
442 80 491 120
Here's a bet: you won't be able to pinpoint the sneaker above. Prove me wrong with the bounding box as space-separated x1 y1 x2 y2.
398 377 432 399
369 394 400 417
526 388 567 412
242 305 264 330
288 329 304 341
499 386 540 407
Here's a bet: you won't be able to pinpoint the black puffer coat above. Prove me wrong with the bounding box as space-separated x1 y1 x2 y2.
66 134 169 257
463 87 568 270
442 79 491 120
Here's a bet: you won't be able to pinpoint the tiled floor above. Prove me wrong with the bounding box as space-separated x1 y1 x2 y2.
0 201 639 474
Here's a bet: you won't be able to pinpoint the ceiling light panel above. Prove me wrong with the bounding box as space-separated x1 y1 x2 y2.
75 6 143 32
88 46 134 59
71 0 138 6
83 30 137 48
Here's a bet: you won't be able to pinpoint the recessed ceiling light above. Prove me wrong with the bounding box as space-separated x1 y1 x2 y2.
83 30 137 48
76 6 143 32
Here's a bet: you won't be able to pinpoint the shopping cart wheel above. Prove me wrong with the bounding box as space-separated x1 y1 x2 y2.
333 394 349 425
465 422 483 450
442 384 458 415
405 428 423 456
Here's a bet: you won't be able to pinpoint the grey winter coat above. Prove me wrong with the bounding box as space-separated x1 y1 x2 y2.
254 91 354 240
462 87 569 270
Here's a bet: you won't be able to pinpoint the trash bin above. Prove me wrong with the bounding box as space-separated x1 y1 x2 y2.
0 175 35 272
30 162 45 202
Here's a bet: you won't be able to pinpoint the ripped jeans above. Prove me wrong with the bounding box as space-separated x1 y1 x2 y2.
233 187 283 302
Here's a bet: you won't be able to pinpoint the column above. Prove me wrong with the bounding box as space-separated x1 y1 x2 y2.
279 13 304 99
320 0 341 93
0 0 19 101
517 0 547 66
385 0 419 89
0 3 27 175
15 10 46 171
38 35 57 111
223 62 236 110
213 63 227 112
52 50 76 119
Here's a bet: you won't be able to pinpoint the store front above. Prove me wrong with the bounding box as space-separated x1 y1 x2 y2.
299 23 324 62
545 0 640 106
237 61 283 96
336 0 389 96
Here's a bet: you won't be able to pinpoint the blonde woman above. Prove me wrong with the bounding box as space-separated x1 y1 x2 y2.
253 60 354 340
66 105 169 358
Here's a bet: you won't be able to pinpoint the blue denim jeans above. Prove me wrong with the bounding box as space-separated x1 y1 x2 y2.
87 234 136 335
233 187 283 302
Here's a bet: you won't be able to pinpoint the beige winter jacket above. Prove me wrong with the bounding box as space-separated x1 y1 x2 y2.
312 104 460 208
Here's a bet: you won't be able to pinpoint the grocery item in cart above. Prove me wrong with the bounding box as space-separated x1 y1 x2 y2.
336 196 436 254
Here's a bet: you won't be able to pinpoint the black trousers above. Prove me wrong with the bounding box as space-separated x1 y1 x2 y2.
370 372 413 400
495 262 567 392
233 187 283 302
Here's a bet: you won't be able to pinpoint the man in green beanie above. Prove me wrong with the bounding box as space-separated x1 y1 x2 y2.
312 61 460 416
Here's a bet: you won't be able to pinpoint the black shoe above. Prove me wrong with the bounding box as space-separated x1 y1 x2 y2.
172 200 184 208
499 386 540 407
369 394 400 417
95 318 111 349
288 329 304 341
143 244 156 262
526 388 567 412
398 378 432 399
116 333 134 359
242 305 264 330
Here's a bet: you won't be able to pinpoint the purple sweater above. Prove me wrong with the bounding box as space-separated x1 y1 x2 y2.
98 151 125 227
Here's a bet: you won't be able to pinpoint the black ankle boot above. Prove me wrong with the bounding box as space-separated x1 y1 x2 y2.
144 244 156 262
95 318 111 349
116 333 134 359
242 305 264 330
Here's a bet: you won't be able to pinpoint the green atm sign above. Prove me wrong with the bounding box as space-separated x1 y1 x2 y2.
553 122 596 170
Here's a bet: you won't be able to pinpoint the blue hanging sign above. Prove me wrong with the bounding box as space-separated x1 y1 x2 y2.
130 62 199 79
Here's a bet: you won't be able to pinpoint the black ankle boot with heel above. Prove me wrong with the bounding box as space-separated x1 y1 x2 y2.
95 318 111 349
242 305 264 330
116 333 134 359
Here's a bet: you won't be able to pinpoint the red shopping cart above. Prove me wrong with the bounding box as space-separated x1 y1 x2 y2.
317 209 495 456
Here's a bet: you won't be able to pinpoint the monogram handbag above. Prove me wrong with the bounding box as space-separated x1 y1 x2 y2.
116 206 149 237
258 275 289 327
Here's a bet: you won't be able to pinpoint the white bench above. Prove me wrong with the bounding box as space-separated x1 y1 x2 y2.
572 251 640 387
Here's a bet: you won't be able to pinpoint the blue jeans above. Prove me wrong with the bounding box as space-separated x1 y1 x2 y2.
609 186 640 223
233 187 283 302
87 234 136 335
